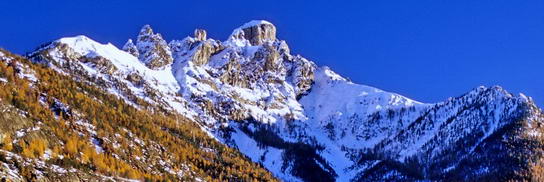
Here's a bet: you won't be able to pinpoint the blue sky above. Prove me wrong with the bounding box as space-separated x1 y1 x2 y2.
1 0 543 106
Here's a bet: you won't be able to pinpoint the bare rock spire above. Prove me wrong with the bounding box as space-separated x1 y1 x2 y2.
194 29 207 41
136 24 173 70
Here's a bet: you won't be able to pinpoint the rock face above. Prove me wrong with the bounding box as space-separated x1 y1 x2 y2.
135 25 173 70
27 20 544 182
231 20 277 45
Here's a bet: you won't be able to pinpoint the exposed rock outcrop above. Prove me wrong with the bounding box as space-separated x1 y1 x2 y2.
231 20 277 46
136 25 173 70
194 29 207 41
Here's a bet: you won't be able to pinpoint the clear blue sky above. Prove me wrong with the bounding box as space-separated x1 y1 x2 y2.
1 0 543 106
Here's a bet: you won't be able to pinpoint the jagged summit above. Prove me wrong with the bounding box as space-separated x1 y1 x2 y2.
22 20 544 182
139 24 154 35
135 24 173 70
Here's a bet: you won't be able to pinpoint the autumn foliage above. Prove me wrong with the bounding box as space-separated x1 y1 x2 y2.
0 50 276 181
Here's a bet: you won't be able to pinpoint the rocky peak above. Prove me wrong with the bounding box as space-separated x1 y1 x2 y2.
194 29 207 41
136 24 173 70
122 39 139 57
231 20 277 46
139 24 154 36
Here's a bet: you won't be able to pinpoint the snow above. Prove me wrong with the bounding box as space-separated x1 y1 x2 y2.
168 34 308 125
238 20 273 29
75 119 97 136
14 62 38 83
229 125 300 181
29 21 540 181
52 35 197 119
51 165 68 174
14 126 41 138
1 162 23 181
0 51 14 63
43 149 52 160
91 137 105 153
297 66 429 150
227 20 274 46
15 130 25 138
59 36 165 81
134 137 145 146
73 119 106 154
49 27 429 181
301 67 424 124
230 126 266 161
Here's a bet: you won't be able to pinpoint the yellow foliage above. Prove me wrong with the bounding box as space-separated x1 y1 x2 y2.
92 153 109 173
51 145 61 159
0 51 277 181
2 135 13 151
80 145 94 164
21 138 47 159
64 136 79 157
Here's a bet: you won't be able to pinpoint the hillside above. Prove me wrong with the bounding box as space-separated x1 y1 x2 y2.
0 50 276 181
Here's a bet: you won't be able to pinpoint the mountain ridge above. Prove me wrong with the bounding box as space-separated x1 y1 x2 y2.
2 20 542 181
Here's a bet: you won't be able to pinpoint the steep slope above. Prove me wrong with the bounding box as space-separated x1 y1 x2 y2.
24 20 544 182
0 49 277 181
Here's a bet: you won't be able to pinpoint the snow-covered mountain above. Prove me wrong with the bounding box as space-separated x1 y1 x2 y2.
27 20 544 181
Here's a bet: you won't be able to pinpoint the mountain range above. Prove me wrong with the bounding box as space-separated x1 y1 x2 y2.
0 20 543 181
